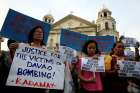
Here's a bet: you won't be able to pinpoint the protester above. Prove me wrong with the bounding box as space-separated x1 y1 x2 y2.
27 26 46 48
127 42 140 93
77 40 103 93
135 42 140 61
71 56 79 93
7 39 17 66
0 38 8 90
22 26 47 93
50 44 68 93
104 41 128 92
0 39 25 93
5 26 47 93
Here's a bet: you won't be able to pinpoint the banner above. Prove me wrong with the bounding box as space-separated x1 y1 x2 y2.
0 9 51 43
122 37 137 47
6 43 65 89
118 60 140 78
60 29 115 52
81 56 105 72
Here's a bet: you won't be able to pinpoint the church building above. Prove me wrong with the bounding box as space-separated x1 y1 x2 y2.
43 7 119 48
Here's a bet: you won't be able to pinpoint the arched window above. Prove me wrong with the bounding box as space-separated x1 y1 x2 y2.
97 24 101 31
104 12 107 17
45 18 48 22
112 23 115 30
100 14 102 17
105 22 109 30
48 19 51 23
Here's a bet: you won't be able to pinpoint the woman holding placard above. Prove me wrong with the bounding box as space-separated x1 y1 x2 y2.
7 26 47 93
77 40 103 93
104 41 128 92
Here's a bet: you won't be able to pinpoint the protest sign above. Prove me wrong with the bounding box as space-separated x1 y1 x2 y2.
64 62 75 93
81 56 105 72
118 60 140 78
124 49 135 60
6 43 65 89
0 9 51 43
88 36 115 52
122 37 137 47
59 46 76 63
60 29 115 53
60 29 87 51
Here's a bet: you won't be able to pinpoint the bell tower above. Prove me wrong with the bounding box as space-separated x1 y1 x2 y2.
96 7 119 39
43 14 54 24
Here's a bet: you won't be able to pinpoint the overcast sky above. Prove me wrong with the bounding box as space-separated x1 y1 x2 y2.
0 0 140 51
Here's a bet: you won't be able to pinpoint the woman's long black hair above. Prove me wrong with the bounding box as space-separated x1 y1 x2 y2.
28 26 45 46
82 40 100 55
110 41 124 56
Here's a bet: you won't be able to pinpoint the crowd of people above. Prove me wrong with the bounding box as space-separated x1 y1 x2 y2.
0 25 140 93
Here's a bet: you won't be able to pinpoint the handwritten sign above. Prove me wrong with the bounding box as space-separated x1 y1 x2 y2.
60 29 115 53
0 9 51 43
122 37 137 47
81 56 105 72
6 43 65 89
118 60 140 78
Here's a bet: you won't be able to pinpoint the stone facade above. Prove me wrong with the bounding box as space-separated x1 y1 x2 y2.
43 8 119 48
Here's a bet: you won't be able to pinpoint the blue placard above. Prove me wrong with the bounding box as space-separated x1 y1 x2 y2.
0 9 51 43
88 36 115 52
60 29 88 51
60 29 116 53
